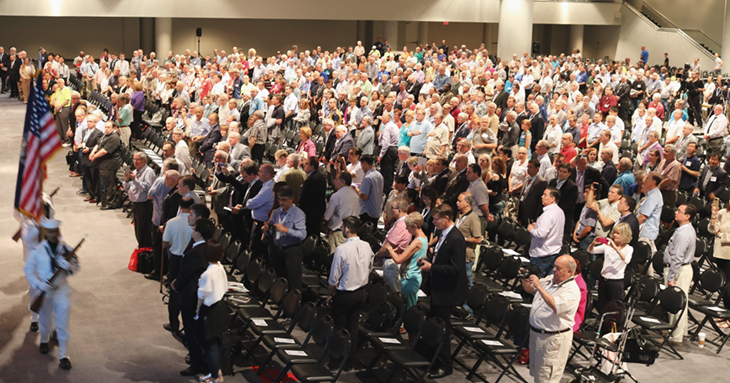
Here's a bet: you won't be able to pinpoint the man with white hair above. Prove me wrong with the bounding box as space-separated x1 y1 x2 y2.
330 125 355 165
704 104 728 155
228 131 250 169
281 154 306 203
123 151 157 249
171 128 192 174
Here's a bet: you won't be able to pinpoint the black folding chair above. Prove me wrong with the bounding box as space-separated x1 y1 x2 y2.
288 329 351 383
690 281 730 353
363 305 428 376
631 286 687 359
380 317 446 382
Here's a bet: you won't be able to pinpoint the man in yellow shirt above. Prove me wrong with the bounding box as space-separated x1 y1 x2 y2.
53 79 72 146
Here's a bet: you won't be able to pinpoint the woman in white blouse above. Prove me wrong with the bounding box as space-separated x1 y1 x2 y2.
508 147 529 196
588 222 633 312
196 240 228 383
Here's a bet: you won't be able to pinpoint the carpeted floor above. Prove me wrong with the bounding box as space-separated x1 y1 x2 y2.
1 93 730 383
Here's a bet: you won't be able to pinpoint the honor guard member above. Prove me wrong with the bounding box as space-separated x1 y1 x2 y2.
15 193 55 332
24 217 80 370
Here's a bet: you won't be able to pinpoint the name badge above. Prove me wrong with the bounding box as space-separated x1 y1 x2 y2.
711 177 717 182
686 161 692 166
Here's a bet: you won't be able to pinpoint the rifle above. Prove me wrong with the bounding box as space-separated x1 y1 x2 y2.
12 187 60 242
30 235 87 314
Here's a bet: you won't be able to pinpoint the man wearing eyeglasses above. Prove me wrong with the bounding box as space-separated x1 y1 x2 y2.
264 185 306 291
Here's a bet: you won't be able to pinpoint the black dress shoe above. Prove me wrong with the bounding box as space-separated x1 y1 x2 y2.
180 366 203 376
185 354 191 365
144 272 160 281
39 343 49 354
30 322 38 332
59 357 72 370
163 323 179 333
427 368 453 379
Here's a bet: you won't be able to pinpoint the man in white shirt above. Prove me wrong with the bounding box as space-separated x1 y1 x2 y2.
704 104 728 155
527 187 566 276
162 197 195 334
324 172 361 251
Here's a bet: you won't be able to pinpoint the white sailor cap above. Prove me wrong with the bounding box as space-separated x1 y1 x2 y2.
40 217 61 229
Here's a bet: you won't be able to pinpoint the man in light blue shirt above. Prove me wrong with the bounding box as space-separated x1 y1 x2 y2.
246 164 275 257
433 67 451 92
408 107 432 156
586 113 605 148
638 172 663 253
265 185 307 291
356 156 384 225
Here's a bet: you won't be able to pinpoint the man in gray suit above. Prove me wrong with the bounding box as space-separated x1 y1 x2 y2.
227 131 250 170
355 116 375 156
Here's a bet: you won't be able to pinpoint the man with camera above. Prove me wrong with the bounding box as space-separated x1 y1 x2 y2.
522 254 580 383
264 185 307 291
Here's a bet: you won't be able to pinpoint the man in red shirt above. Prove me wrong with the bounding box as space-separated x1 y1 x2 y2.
560 133 578 165
597 86 618 115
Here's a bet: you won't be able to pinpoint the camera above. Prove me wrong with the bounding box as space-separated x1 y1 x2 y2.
517 268 531 280
592 182 602 195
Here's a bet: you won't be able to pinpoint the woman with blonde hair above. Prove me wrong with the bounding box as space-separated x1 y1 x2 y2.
384 212 428 308
588 222 633 311
296 126 316 159
19 57 35 103
294 98 311 129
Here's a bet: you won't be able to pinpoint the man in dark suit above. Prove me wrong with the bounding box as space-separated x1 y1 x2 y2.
493 82 509 111
519 159 548 226
432 158 452 196
527 103 545 153
217 161 256 243
694 153 728 201
418 204 467 379
330 125 355 164
80 124 104 203
550 163 578 236
444 155 470 211
570 155 610 220
616 195 640 249
173 218 214 376
9 50 23 99
299 156 327 237
198 113 222 168
393 147 412 181
0 47 10 93
320 120 338 184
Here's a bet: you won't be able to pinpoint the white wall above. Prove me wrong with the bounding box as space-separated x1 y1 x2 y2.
614 5 715 69
643 0 723 42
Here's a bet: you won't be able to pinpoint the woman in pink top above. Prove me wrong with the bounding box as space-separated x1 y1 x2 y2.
296 127 317 159
572 258 588 331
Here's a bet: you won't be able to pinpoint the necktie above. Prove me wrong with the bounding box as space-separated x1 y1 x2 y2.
703 167 714 189
522 177 532 200
706 116 716 135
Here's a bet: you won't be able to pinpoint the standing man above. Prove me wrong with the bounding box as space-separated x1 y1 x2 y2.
375 198 411 294
324 172 361 251
528 187 566 276
123 152 156 249
0 46 9 93
664 204 697 347
162 197 195 335
522 255 580 383
418 204 468 379
90 122 123 210
703 104 728 156
355 156 384 226
657 144 682 207
378 113 399 196
519 160 548 226
326 216 374 371
299 157 328 237
550 163 578 236
24 218 80 370
638 173 663 255
694 153 728 201
246 164 275 259
264 185 307 291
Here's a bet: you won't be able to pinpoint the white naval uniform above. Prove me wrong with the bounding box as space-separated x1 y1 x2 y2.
24 240 79 359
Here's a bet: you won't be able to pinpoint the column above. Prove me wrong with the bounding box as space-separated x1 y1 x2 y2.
723 0 730 67
418 22 429 47
497 0 533 60
570 25 584 54
384 21 399 52
140 18 155 55
155 17 172 57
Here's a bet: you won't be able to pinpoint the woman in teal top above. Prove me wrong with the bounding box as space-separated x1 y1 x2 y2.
384 212 427 308
398 110 414 148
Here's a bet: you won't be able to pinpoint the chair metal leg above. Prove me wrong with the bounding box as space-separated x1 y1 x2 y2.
272 364 292 383
364 349 384 377
384 365 399 383
465 355 487 381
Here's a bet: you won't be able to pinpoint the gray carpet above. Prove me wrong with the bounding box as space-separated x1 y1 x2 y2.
0 93 729 383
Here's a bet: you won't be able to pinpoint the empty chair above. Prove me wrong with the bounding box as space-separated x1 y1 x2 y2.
379 317 446 382
631 286 687 359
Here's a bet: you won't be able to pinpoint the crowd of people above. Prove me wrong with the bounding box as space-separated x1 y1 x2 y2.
7 37 730 382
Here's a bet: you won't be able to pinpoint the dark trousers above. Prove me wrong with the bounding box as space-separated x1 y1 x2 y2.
660 190 677 209
132 200 154 248
181 295 205 368
429 303 454 371
9 76 18 97
98 161 120 207
687 96 703 126
331 287 367 366
268 243 303 291
249 220 266 261
83 164 100 201
574 202 585 223
131 109 144 139
360 213 379 227
152 227 165 275
251 144 265 165
0 70 7 92
200 335 222 378
168 254 183 331
380 146 398 196
597 278 624 313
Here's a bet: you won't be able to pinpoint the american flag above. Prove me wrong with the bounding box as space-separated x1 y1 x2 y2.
14 76 63 219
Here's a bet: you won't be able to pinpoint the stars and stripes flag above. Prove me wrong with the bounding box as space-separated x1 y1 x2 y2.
14 75 63 219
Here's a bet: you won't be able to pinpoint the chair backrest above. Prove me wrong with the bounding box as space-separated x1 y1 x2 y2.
301 235 318 259
212 225 223 241
632 242 652 267
695 238 707 258
235 248 250 274
657 286 687 315
624 267 636 290
498 221 515 241
465 283 490 315
507 306 531 340
296 302 318 339
636 276 661 304
245 258 264 285
571 250 590 277
269 277 290 306
365 300 397 331
689 196 706 213
484 295 511 332
660 206 675 224
366 279 389 306
480 245 504 272
513 227 532 249
599 300 626 332
497 256 522 280
700 268 727 295
402 305 428 335
281 289 303 319
417 317 446 347
327 329 352 381
311 315 335 347
589 257 604 282
651 251 665 278
388 292 408 321
256 267 276 295
359 221 374 237
225 240 241 264
697 217 712 238
220 232 232 253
